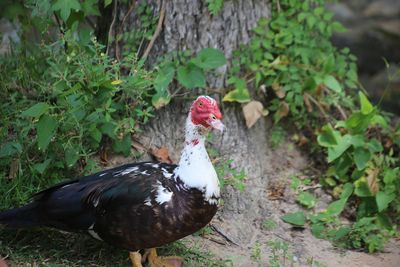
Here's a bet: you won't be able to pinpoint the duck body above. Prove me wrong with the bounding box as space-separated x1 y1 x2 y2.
0 96 224 257
2 161 217 251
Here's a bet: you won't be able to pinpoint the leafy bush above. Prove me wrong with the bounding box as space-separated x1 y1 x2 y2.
224 0 400 252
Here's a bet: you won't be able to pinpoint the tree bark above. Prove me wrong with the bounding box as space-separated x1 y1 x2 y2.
122 0 276 247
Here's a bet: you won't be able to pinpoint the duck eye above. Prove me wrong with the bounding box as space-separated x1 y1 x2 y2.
198 102 203 107
211 114 216 120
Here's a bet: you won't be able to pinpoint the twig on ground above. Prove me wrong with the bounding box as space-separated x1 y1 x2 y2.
141 0 166 60
210 224 239 246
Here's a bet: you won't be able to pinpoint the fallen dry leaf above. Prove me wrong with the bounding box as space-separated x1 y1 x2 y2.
272 82 285 99
242 101 268 128
151 146 173 164
366 168 379 194
303 93 313 113
276 101 290 119
8 158 19 180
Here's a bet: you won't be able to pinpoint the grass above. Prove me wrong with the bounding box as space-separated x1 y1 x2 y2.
0 227 229 266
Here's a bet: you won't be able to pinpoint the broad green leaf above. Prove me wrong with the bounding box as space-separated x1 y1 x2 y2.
340 183 354 199
65 147 80 167
33 159 52 174
154 63 175 92
0 142 22 158
36 115 58 150
332 227 351 240
177 64 205 89
345 111 374 134
90 127 102 143
21 103 50 118
383 168 398 185
104 0 113 7
191 48 227 69
376 191 395 212
350 134 364 147
311 223 325 238
112 134 131 156
359 92 373 115
353 147 371 170
323 75 342 93
100 122 117 139
371 114 388 128
81 0 100 17
281 211 306 226
327 134 352 162
52 0 81 21
223 79 251 103
317 124 341 147
354 177 373 197
296 192 317 209
152 90 171 109
326 198 347 216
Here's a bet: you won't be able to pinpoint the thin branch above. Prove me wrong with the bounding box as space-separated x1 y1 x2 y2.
210 224 239 246
116 0 137 61
141 0 166 60
335 103 348 120
304 92 330 121
106 0 118 56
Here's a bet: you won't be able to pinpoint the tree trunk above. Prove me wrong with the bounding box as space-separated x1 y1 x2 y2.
121 0 280 249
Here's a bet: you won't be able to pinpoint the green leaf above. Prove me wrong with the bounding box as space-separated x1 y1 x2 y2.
345 111 374 134
36 115 58 150
331 21 347 33
52 0 81 21
323 75 342 93
112 134 131 156
340 183 354 199
353 147 371 170
354 177 373 197
326 198 347 216
21 103 50 118
359 92 373 115
152 63 175 109
223 79 251 103
317 124 341 147
81 0 100 17
191 48 227 69
104 0 113 7
376 191 395 212
65 147 80 167
281 211 306 227
90 127 102 143
296 192 317 209
327 134 352 162
33 159 52 174
0 142 22 158
154 63 175 92
311 223 325 238
383 168 398 185
177 64 206 89
206 0 224 15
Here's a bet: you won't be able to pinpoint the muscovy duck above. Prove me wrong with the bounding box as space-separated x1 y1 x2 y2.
0 96 225 267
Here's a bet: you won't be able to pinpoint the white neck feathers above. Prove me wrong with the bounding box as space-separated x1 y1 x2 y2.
174 115 220 204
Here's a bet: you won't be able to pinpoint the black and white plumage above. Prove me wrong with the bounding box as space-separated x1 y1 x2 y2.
0 96 225 266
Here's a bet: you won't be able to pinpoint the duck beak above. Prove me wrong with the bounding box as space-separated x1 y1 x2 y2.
209 119 225 132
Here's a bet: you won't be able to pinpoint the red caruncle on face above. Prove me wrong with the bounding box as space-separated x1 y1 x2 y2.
190 96 222 129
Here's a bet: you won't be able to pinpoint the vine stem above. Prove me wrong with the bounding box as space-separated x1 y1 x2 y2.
116 0 137 61
106 0 118 56
141 0 166 60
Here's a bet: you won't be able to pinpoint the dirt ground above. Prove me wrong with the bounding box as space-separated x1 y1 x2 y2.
131 104 400 267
